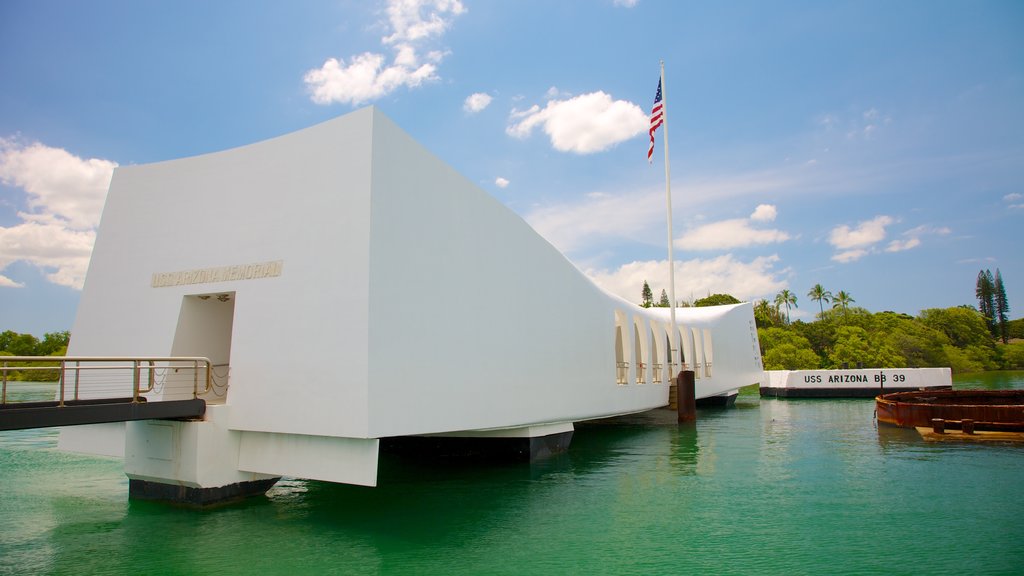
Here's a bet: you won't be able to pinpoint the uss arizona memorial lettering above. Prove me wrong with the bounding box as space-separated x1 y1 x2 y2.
151 260 283 288
804 374 869 384
802 372 909 384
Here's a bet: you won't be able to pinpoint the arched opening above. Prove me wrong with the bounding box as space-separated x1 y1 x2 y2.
633 318 648 384
674 326 686 377
679 325 692 373
690 327 703 379
650 325 663 384
614 310 628 385
703 329 714 378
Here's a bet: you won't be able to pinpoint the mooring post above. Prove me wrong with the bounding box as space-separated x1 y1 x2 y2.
961 419 975 435
931 418 945 434
677 370 696 423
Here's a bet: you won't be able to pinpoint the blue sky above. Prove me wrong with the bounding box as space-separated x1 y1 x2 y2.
1 0 1022 336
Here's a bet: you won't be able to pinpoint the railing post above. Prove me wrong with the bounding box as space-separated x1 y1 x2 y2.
132 360 140 403
194 360 199 398
2 361 7 405
59 360 67 407
74 360 81 401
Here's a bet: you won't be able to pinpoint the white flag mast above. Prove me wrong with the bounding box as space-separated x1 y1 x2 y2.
659 60 680 374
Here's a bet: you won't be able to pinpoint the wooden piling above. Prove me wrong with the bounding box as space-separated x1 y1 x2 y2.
961 419 975 435
677 370 696 423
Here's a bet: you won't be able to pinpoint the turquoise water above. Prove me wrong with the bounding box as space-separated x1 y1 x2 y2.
2 373 1023 575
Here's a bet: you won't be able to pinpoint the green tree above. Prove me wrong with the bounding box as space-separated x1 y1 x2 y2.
918 307 993 349
807 284 832 317
657 289 671 308
694 293 740 307
774 289 797 324
976 269 996 335
758 327 821 369
998 342 1024 369
641 280 653 308
942 345 986 373
994 269 1010 343
0 331 40 356
873 311 950 368
832 290 855 312
753 299 781 328
828 325 905 368
1009 318 1024 340
37 331 71 356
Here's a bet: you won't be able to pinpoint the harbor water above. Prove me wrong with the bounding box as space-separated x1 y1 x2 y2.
2 372 1022 575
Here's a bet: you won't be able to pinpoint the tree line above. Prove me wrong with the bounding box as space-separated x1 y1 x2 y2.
639 280 741 308
751 271 1020 373
0 330 71 381
640 271 1021 373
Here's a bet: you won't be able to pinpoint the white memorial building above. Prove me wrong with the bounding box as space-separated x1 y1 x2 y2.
61 107 765 503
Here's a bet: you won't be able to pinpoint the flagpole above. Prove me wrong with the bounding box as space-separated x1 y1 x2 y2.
659 60 679 376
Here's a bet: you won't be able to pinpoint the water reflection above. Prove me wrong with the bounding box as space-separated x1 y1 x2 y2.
669 424 700 475
5 379 1024 575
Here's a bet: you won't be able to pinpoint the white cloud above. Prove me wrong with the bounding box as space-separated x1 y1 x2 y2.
382 0 465 45
674 204 789 251
829 219 949 261
613 0 640 6
832 248 869 263
523 172 800 258
828 215 894 250
750 204 777 222
585 254 787 304
526 188 664 254
305 0 464 106
0 275 24 288
885 237 921 252
0 138 115 230
305 52 438 106
506 91 647 154
495 177 509 188
463 92 492 113
0 138 115 289
1005 192 1024 209
677 217 790 251
885 224 950 253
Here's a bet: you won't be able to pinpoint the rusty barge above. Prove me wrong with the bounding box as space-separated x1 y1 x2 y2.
876 389 1024 441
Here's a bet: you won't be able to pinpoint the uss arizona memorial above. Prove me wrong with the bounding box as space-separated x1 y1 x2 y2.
60 107 764 502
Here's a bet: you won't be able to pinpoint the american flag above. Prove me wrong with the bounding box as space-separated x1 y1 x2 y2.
648 78 664 163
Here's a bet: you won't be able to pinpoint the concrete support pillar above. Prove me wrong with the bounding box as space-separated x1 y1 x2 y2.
677 370 696 423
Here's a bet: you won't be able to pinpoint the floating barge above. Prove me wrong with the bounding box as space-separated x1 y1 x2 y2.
877 389 1024 442
761 368 951 398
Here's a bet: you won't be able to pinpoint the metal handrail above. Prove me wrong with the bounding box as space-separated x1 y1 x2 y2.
0 356 213 406
615 361 630 385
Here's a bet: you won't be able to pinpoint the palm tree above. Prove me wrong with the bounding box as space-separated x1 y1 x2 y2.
753 298 780 327
807 284 832 318
774 289 797 324
832 290 855 312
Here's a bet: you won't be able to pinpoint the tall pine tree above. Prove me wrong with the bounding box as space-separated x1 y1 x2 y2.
658 289 671 307
641 280 653 308
994 268 1010 343
976 269 996 335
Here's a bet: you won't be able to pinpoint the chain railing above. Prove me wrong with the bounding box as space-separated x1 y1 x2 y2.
1 357 213 406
